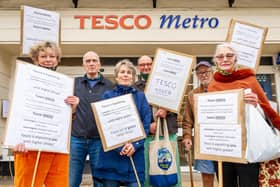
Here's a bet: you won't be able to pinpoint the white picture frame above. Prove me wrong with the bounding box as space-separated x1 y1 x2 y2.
4 61 74 153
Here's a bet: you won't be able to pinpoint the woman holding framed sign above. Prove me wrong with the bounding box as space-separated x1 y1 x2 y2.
13 41 79 187
208 43 280 187
93 59 151 187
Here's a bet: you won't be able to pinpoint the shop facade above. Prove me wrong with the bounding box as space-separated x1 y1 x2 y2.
0 6 280 168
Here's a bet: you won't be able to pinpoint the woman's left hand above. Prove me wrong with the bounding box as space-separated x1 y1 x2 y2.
120 143 135 157
155 108 167 118
65 96 80 113
244 92 258 107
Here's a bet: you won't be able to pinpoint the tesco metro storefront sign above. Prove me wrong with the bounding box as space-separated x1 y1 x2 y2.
74 14 219 30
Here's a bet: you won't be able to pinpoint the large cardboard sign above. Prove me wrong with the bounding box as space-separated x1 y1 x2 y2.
4 61 74 153
20 5 61 55
226 19 268 71
194 89 247 163
92 94 146 152
144 48 195 113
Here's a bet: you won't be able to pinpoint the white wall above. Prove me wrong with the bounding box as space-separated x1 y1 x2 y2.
0 51 13 145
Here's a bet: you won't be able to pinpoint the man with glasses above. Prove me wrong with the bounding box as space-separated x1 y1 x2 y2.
70 51 113 187
183 61 215 187
134 55 182 187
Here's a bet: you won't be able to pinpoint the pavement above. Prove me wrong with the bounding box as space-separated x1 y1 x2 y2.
0 172 219 187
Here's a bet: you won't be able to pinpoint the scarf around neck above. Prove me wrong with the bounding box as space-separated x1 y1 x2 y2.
214 68 255 83
115 84 137 95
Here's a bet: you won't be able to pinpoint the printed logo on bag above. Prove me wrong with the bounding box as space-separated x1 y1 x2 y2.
157 147 173 170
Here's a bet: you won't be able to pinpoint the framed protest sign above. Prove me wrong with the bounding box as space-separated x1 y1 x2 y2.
226 19 268 71
91 94 146 152
20 5 61 56
194 89 247 164
4 60 74 153
144 48 195 113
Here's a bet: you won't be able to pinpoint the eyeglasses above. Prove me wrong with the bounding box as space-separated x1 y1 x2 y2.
196 70 212 76
215 53 235 60
139 63 152 67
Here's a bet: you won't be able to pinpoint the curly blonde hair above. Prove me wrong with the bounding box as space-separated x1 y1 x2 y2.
29 41 62 63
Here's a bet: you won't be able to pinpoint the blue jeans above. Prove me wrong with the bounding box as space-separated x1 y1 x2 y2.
103 179 143 187
70 136 102 187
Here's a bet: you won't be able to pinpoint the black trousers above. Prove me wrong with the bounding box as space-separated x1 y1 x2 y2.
214 162 259 187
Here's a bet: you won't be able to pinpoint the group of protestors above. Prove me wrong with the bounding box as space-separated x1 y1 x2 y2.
12 40 280 187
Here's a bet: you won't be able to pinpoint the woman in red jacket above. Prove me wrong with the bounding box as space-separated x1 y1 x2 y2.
208 43 280 187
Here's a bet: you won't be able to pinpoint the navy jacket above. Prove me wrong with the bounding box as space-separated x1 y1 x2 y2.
72 74 113 138
94 84 151 182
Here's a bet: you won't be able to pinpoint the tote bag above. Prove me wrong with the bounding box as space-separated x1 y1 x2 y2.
149 118 178 187
245 104 280 163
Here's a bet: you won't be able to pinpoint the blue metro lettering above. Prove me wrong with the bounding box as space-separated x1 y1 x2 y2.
160 15 219 29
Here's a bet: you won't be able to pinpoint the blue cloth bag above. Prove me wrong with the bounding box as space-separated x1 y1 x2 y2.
149 118 178 187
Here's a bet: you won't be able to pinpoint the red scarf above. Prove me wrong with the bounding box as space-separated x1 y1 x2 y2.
214 68 255 83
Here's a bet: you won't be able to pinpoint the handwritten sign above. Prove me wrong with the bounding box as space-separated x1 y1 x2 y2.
92 94 146 152
226 19 268 71
4 61 74 153
20 5 60 55
194 89 247 163
145 48 195 113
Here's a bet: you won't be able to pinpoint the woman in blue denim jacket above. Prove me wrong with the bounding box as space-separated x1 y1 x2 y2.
94 59 151 187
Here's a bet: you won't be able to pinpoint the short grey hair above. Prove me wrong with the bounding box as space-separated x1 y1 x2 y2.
114 59 137 83
82 51 100 64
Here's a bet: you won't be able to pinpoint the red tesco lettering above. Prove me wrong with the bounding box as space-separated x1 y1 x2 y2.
74 15 152 30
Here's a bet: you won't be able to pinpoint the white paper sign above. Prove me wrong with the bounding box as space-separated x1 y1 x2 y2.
145 48 194 113
231 42 258 69
21 5 60 55
231 23 264 48
195 89 246 163
197 92 238 124
226 20 268 71
200 124 242 158
92 94 145 151
4 61 73 153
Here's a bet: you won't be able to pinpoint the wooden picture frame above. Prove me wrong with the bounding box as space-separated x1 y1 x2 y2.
92 94 146 152
20 5 61 56
226 19 268 71
194 89 247 163
144 48 195 113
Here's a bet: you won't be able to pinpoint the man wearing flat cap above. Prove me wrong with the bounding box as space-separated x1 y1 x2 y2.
183 61 215 187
